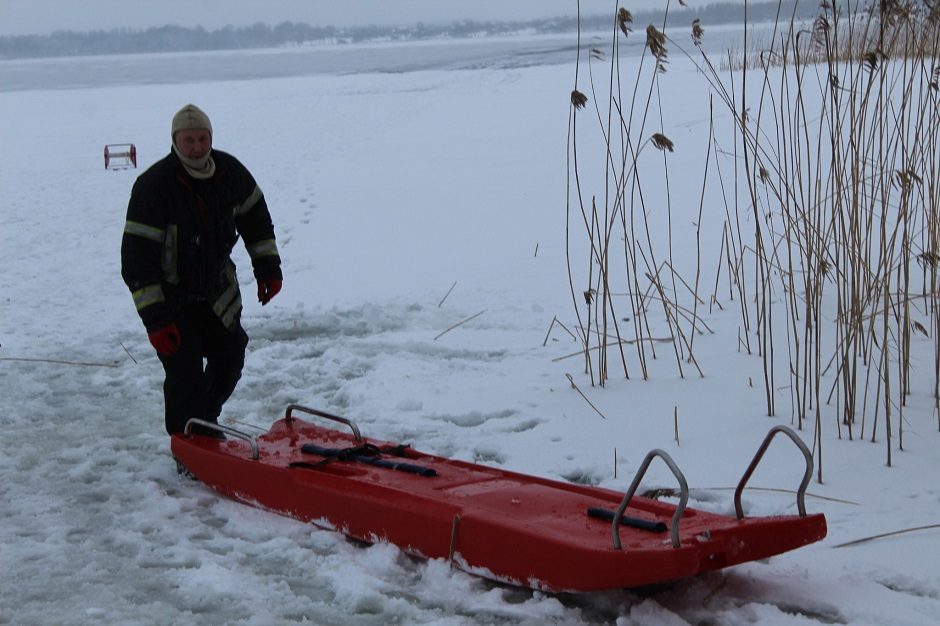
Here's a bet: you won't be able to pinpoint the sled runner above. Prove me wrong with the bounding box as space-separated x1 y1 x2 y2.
170 404 827 592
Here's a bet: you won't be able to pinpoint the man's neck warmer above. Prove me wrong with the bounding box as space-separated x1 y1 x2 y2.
173 144 216 179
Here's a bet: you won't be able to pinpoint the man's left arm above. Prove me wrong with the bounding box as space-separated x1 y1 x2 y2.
233 180 282 304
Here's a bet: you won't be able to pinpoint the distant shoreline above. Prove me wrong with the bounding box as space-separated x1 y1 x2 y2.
0 24 777 93
0 1 815 61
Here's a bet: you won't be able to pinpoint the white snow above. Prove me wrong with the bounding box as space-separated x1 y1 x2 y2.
1 34 939 626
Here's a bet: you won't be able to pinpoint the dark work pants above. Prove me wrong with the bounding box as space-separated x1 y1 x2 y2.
157 303 249 435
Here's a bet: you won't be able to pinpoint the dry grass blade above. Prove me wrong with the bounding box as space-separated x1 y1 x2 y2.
642 486 862 505
438 280 457 307
833 524 940 548
433 310 486 341
0 356 118 368
565 373 608 419
120 341 138 364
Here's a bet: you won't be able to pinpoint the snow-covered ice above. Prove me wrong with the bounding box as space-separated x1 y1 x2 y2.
1 34 938 625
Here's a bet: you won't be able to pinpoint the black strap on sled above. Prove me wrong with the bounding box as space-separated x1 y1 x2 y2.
292 442 438 477
587 507 667 533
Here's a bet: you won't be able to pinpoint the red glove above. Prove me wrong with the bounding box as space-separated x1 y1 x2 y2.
257 278 282 305
148 324 181 356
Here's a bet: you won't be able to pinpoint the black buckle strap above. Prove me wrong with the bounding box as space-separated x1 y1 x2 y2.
291 442 437 477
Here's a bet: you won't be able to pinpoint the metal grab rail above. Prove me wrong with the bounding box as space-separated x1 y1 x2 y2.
183 418 259 460
734 425 814 520
285 404 363 444
611 449 689 550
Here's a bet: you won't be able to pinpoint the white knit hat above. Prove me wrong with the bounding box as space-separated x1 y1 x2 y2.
171 104 212 138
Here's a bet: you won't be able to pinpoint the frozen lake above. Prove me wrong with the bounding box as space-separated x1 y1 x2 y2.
0 24 758 92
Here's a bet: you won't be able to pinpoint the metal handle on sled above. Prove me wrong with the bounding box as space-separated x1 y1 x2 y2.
734 425 814 519
184 418 259 460
611 449 688 550
285 404 363 444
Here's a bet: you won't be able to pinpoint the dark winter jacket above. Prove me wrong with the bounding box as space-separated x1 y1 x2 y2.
121 149 281 331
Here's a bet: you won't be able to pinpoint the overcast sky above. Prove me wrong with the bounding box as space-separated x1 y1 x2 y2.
0 0 669 36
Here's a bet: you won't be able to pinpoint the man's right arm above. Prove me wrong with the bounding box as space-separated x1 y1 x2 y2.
121 181 172 331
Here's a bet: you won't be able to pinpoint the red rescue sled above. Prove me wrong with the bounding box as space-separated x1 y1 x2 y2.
170 405 827 592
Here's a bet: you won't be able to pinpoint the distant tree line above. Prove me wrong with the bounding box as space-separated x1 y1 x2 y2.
0 2 818 60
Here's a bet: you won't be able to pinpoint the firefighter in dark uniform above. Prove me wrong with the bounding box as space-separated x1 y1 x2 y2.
121 104 282 436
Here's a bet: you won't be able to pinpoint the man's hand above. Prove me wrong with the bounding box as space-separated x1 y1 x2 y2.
148 324 181 355
257 278 282 305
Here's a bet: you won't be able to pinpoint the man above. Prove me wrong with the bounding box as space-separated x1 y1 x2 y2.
121 103 282 436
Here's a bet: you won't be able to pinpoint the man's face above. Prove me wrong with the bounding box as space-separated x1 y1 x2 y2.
175 128 212 159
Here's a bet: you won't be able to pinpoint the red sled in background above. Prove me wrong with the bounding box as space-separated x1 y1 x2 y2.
171 404 827 593
104 143 137 170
